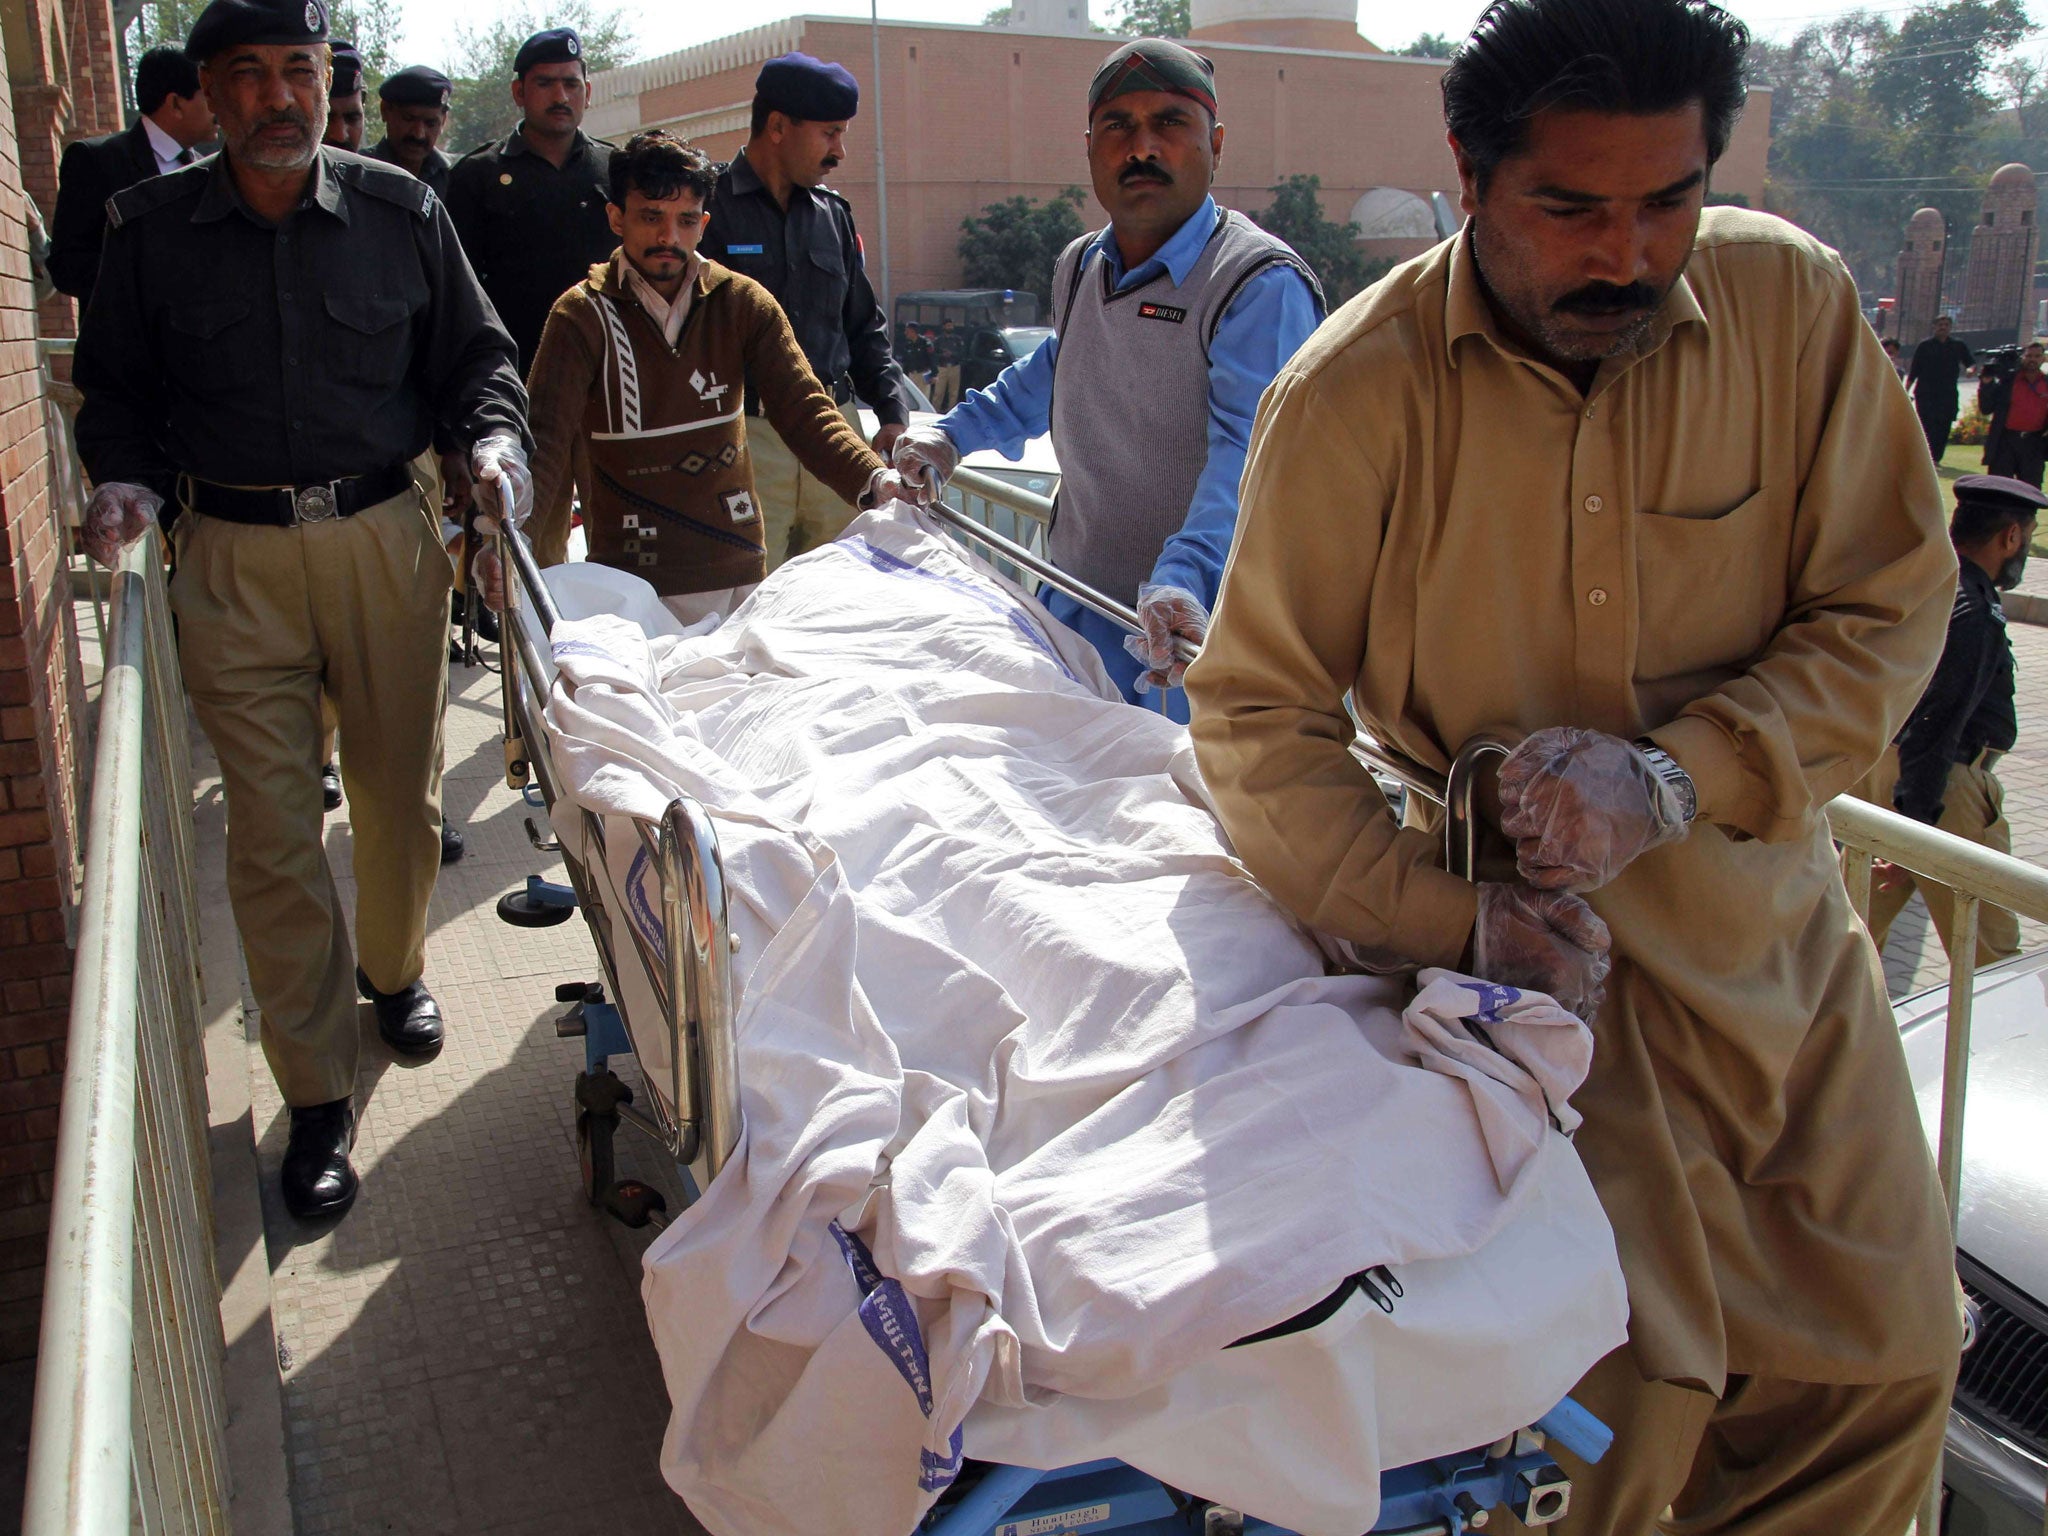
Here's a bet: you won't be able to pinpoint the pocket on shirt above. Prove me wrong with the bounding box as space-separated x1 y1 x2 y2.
1632 487 1781 683
165 301 253 393
322 292 417 389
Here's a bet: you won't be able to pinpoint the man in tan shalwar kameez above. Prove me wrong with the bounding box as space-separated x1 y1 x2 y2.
1187 1 1962 1531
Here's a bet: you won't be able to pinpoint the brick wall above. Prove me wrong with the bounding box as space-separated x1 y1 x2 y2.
0 0 116 1363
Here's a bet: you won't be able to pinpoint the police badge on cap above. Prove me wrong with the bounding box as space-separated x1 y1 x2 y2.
513 27 585 76
185 0 331 61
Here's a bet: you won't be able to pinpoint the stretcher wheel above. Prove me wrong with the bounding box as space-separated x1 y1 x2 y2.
498 889 574 927
576 1108 615 1207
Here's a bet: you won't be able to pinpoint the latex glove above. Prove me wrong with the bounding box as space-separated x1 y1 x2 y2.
890 424 960 505
473 542 507 614
1498 726 1689 894
861 468 917 509
470 434 532 531
1472 882 1613 1022
82 481 163 568
1122 583 1208 693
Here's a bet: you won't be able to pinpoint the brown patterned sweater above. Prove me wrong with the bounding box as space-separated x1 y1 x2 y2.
526 250 882 594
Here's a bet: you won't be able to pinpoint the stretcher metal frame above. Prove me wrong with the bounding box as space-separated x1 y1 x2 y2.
489 513 1605 1535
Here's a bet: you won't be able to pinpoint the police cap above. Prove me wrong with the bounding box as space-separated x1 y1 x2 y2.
513 27 583 76
1954 474 2048 514
379 63 452 108
186 0 330 62
329 40 361 96
755 52 859 123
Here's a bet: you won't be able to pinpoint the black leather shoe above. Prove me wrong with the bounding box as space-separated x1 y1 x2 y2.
282 1099 357 1220
320 762 342 812
356 967 445 1057
440 821 465 865
451 592 500 643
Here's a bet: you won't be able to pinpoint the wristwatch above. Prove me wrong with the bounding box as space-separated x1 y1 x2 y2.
1634 739 1699 826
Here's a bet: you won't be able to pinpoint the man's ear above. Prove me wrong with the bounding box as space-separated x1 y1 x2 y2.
607 203 624 240
1449 131 1480 219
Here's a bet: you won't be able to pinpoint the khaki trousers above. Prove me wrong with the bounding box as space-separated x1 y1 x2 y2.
932 363 962 411
171 488 452 1107
1498 1343 1954 1536
1862 746 2023 965
750 401 863 571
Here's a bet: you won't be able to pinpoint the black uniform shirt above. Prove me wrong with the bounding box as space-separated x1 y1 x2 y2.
702 148 913 426
74 148 527 496
1894 557 2017 822
1907 335 1976 409
365 139 453 201
445 125 614 372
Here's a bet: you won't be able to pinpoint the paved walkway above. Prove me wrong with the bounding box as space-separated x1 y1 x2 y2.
204 654 707 1535
200 592 2048 1533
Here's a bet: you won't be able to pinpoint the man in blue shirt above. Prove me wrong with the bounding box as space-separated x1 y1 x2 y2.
894 40 1322 723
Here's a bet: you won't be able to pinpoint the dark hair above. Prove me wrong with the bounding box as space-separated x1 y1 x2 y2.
750 95 805 136
608 130 718 207
1442 0 1749 193
136 46 201 116
1953 495 2038 548
1881 337 1900 352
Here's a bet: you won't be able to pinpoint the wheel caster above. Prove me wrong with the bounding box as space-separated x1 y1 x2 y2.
498 888 574 927
602 1179 669 1230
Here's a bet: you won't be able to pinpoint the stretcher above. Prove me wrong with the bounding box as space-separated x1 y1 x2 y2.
485 502 1611 1536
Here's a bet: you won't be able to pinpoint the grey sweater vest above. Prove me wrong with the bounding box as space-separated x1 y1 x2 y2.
1047 207 1320 601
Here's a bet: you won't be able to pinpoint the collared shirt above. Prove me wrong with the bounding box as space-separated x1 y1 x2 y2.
937 195 1322 606
702 147 914 426
622 253 702 348
1894 557 2016 820
140 115 192 176
74 148 527 493
364 138 453 201
445 125 615 372
2006 366 2048 433
1186 208 1960 1391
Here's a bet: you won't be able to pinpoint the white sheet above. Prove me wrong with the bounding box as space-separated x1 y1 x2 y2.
538 506 1628 1536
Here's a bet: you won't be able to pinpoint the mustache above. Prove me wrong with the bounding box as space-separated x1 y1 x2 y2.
1553 280 1660 318
253 108 313 135
644 246 687 261
1119 161 1172 186
821 156 840 170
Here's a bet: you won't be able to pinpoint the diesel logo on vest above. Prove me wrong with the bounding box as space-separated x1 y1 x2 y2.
1137 303 1187 324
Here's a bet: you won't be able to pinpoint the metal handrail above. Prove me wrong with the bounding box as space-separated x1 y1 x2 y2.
23 530 226 1535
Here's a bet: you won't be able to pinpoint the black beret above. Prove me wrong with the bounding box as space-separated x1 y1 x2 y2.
186 0 329 62
755 52 859 123
1954 473 2048 513
379 63 451 107
513 28 583 76
328 41 361 95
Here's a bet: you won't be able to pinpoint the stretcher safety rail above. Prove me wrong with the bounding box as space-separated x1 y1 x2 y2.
494 507 1609 1534
1354 741 2048 1536
22 531 229 1536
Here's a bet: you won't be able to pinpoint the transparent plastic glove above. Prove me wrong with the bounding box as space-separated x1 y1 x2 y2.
470 434 532 531
861 467 916 509
1122 583 1209 693
890 424 960 505
1498 726 1688 894
473 542 507 614
82 481 163 569
1473 882 1613 1022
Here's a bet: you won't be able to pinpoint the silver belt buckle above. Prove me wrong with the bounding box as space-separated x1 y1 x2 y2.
292 483 338 524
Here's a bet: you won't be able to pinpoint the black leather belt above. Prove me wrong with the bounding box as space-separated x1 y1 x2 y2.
179 462 412 527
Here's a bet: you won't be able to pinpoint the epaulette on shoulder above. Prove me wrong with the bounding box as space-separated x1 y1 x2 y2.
815 183 852 209
456 139 499 163
335 153 435 217
105 160 207 231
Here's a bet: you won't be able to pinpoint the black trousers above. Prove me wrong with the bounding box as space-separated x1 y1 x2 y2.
1987 429 2048 487
1916 399 1957 463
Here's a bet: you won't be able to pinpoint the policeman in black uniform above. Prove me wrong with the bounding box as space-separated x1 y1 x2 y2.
445 27 615 374
1867 473 2046 965
366 64 455 198
73 0 532 1223
702 52 914 567
322 40 365 150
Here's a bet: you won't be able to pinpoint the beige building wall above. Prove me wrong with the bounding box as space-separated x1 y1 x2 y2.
589 16 1773 302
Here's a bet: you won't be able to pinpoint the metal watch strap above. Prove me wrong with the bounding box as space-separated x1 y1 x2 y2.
1635 740 1699 825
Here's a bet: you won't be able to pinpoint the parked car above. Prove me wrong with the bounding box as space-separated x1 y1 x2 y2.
1895 952 2048 1535
960 325 1055 395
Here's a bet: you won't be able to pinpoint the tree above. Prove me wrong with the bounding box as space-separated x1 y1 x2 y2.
127 0 203 60
983 4 1014 21
444 1 636 155
1249 174 1383 308
1110 0 1190 38
958 188 1086 309
329 0 406 89
1395 32 1455 58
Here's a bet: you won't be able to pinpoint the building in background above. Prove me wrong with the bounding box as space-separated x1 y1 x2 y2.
585 1 1773 304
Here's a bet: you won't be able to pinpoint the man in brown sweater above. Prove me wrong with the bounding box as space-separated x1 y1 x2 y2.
501 130 902 623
